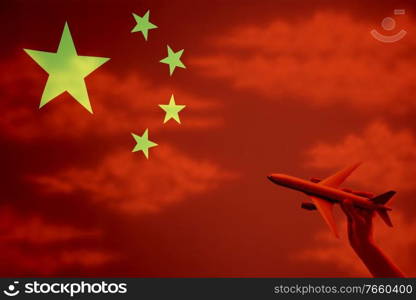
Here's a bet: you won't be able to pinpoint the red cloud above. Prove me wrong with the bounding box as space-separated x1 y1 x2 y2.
192 12 416 112
306 121 416 191
0 208 113 275
294 213 416 277
31 145 236 213
0 210 98 244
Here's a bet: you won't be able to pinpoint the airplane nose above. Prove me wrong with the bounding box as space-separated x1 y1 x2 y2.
267 174 278 183
267 174 288 186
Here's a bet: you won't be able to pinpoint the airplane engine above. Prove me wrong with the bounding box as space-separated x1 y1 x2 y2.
301 202 317 210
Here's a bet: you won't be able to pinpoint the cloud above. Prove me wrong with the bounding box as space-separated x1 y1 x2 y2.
0 55 223 140
305 121 416 191
0 209 98 244
32 146 236 213
294 213 416 277
192 12 416 112
0 208 113 275
300 121 416 276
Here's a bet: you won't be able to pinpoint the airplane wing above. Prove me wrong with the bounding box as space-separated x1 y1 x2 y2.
310 162 361 237
319 162 361 188
308 195 339 238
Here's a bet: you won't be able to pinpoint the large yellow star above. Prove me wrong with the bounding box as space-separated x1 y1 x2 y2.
24 22 110 113
159 94 186 124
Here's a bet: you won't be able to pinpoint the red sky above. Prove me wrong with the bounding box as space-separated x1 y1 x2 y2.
1 0 416 277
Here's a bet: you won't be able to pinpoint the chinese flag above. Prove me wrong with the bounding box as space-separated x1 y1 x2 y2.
1 0 416 277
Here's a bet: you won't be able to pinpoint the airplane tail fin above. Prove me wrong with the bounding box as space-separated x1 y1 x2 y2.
371 191 396 227
377 209 393 227
371 190 396 204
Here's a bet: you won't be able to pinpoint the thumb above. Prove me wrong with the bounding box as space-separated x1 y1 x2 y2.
341 199 365 224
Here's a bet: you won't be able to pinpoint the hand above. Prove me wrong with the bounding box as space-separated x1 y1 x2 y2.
340 189 405 277
340 197 375 254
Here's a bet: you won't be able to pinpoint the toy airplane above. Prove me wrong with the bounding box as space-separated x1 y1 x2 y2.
267 163 395 238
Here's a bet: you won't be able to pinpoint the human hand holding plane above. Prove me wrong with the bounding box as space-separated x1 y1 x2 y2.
341 194 404 278
268 163 405 277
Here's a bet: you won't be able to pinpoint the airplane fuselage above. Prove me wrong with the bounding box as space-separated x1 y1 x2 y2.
268 174 386 210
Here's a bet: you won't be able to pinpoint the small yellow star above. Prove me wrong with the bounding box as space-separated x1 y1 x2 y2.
159 45 186 76
131 10 157 41
131 129 158 159
159 95 186 124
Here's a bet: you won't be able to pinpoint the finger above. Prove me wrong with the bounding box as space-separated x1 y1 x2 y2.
355 205 374 218
341 188 353 193
361 208 375 223
341 199 354 223
347 213 355 241
340 199 353 221
341 200 357 244
357 208 376 229
341 199 365 224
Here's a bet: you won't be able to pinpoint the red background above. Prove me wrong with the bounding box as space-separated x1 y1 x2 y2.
1 0 416 277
